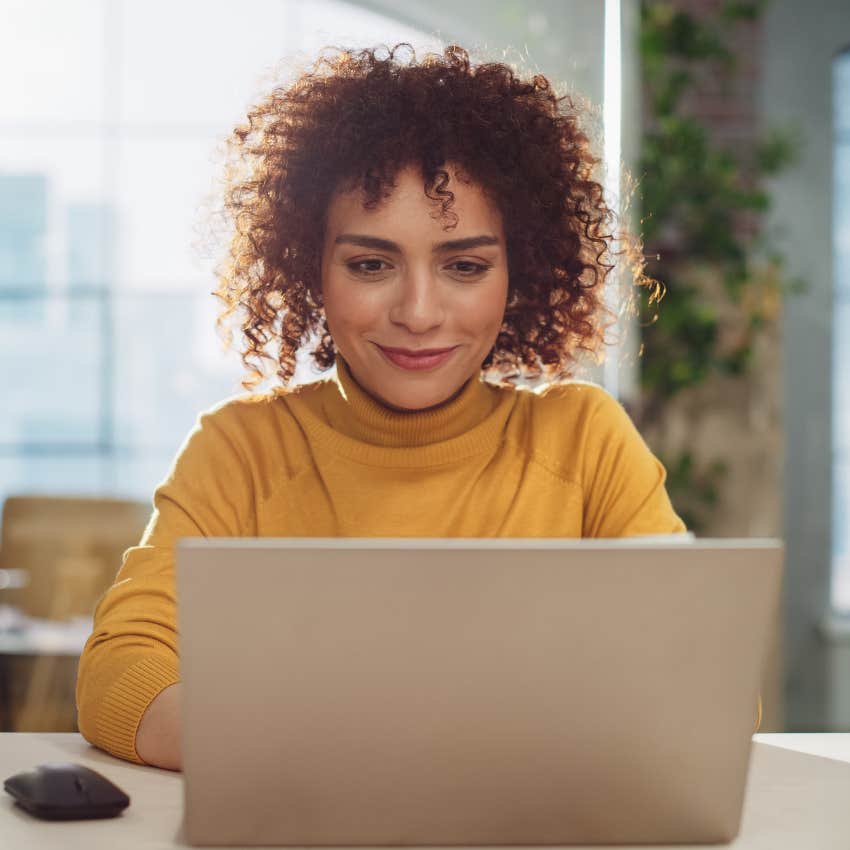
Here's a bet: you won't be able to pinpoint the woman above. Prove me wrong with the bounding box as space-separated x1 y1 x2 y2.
76 43 694 772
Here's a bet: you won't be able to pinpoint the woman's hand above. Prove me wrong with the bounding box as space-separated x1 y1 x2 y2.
135 682 182 771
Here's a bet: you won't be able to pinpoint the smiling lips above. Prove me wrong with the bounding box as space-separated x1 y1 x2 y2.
376 344 459 371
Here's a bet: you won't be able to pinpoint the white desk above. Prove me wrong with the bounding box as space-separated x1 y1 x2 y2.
1 733 849 849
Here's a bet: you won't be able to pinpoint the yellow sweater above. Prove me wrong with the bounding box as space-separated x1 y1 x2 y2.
77 355 693 764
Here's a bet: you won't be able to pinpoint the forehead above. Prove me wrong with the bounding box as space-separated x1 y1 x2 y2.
324 164 504 240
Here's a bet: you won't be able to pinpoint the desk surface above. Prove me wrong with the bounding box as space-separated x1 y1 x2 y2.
1 733 849 849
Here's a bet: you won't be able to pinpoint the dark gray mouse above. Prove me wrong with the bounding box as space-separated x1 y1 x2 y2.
3 762 130 820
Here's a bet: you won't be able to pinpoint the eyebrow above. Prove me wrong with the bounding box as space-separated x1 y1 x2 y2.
333 234 501 253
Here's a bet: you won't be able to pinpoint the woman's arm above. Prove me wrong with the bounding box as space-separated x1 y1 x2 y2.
135 682 183 770
76 404 257 765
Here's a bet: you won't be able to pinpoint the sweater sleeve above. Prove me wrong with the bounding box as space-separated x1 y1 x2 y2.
75 404 256 764
580 389 687 538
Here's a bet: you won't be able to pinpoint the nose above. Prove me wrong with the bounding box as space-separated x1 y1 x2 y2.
387 267 446 334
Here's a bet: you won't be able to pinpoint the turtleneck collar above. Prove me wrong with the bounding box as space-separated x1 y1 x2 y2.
320 354 500 448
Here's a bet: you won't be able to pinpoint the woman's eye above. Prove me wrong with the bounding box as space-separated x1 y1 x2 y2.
345 259 492 277
347 259 390 276
449 261 492 277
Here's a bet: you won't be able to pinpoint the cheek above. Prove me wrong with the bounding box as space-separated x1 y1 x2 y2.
323 278 378 331
463 280 508 335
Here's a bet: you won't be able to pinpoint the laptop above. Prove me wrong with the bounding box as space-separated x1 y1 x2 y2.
175 537 782 846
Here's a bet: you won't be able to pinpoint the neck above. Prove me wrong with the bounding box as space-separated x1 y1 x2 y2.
318 353 498 447
347 367 472 414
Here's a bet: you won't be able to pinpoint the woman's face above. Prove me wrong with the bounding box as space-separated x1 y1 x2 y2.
320 163 509 412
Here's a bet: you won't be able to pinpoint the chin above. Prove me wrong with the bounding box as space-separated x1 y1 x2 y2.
379 389 453 412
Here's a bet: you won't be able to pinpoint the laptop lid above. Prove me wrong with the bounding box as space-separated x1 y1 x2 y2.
175 537 782 846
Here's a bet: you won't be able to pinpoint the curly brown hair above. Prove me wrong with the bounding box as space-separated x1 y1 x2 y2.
212 42 648 390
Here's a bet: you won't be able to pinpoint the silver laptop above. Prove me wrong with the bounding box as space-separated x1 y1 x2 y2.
175 537 782 846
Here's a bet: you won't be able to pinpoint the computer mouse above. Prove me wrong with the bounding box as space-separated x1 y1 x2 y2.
3 762 130 820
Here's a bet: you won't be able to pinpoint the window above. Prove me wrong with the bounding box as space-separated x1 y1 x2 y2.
1 0 617 509
0 0 438 506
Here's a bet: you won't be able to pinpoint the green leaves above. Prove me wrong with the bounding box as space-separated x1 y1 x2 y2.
756 127 803 176
640 4 731 64
636 0 801 531
661 449 729 531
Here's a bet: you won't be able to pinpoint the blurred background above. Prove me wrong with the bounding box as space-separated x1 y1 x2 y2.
0 0 847 735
